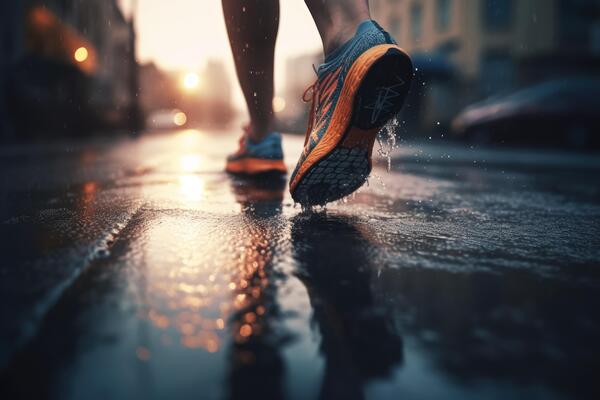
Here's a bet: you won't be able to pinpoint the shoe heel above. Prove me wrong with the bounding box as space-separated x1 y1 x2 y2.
352 49 413 130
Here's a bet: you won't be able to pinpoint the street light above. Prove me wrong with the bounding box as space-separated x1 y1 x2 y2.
74 47 88 62
173 111 187 126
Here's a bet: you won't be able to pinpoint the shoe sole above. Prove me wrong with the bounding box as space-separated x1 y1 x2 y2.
290 44 413 206
226 158 287 175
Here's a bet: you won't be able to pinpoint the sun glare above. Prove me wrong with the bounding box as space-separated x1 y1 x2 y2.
183 73 200 90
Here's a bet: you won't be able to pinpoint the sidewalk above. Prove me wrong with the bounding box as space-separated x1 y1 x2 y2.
1 129 599 399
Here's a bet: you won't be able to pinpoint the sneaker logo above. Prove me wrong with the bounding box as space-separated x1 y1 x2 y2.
365 79 405 124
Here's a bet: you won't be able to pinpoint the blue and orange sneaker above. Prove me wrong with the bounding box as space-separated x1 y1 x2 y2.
289 20 412 206
226 127 287 175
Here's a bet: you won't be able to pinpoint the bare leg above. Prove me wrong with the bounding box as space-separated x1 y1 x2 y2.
304 0 371 56
222 0 279 142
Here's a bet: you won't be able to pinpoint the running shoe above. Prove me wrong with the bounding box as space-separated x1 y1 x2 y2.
289 20 412 205
226 127 287 175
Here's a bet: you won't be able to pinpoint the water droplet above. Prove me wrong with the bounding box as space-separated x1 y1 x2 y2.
376 117 398 172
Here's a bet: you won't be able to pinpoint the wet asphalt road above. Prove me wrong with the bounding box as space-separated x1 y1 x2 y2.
1 129 600 400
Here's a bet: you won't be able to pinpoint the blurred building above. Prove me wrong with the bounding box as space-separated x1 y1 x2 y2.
141 59 235 130
202 60 232 105
279 52 322 133
139 62 180 114
371 0 600 132
0 2 24 138
0 0 140 139
178 59 235 128
198 59 235 127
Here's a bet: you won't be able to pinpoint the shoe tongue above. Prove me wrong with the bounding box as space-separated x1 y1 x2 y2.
321 19 376 67
247 131 277 147
356 19 376 36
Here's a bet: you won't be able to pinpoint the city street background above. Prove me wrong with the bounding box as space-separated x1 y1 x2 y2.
1 0 600 399
1 129 599 399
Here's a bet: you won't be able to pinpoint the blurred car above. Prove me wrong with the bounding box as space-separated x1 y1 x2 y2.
452 78 600 149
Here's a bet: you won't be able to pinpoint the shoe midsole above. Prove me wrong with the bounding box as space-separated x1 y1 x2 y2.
226 158 287 174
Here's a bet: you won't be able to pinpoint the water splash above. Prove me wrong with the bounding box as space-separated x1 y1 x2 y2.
377 116 400 172
300 203 314 213
371 173 387 189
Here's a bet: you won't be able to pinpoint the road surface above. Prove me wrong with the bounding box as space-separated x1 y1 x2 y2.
1 129 599 399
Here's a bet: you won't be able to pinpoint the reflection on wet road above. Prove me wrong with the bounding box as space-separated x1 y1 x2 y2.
1 129 599 399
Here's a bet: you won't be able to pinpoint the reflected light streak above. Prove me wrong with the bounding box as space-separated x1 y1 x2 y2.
77 180 98 221
177 129 202 147
180 154 201 173
179 175 204 202
83 181 97 194
132 184 282 355
136 218 233 354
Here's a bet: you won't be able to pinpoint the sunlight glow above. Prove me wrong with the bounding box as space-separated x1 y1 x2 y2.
182 72 200 90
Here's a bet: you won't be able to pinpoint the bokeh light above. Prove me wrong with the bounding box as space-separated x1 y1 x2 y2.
173 111 187 126
273 96 286 113
74 47 88 63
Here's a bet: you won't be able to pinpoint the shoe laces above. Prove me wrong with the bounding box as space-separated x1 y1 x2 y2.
301 66 321 147
232 124 251 156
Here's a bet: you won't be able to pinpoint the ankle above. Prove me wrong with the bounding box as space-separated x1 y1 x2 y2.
247 119 274 143
322 18 369 57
